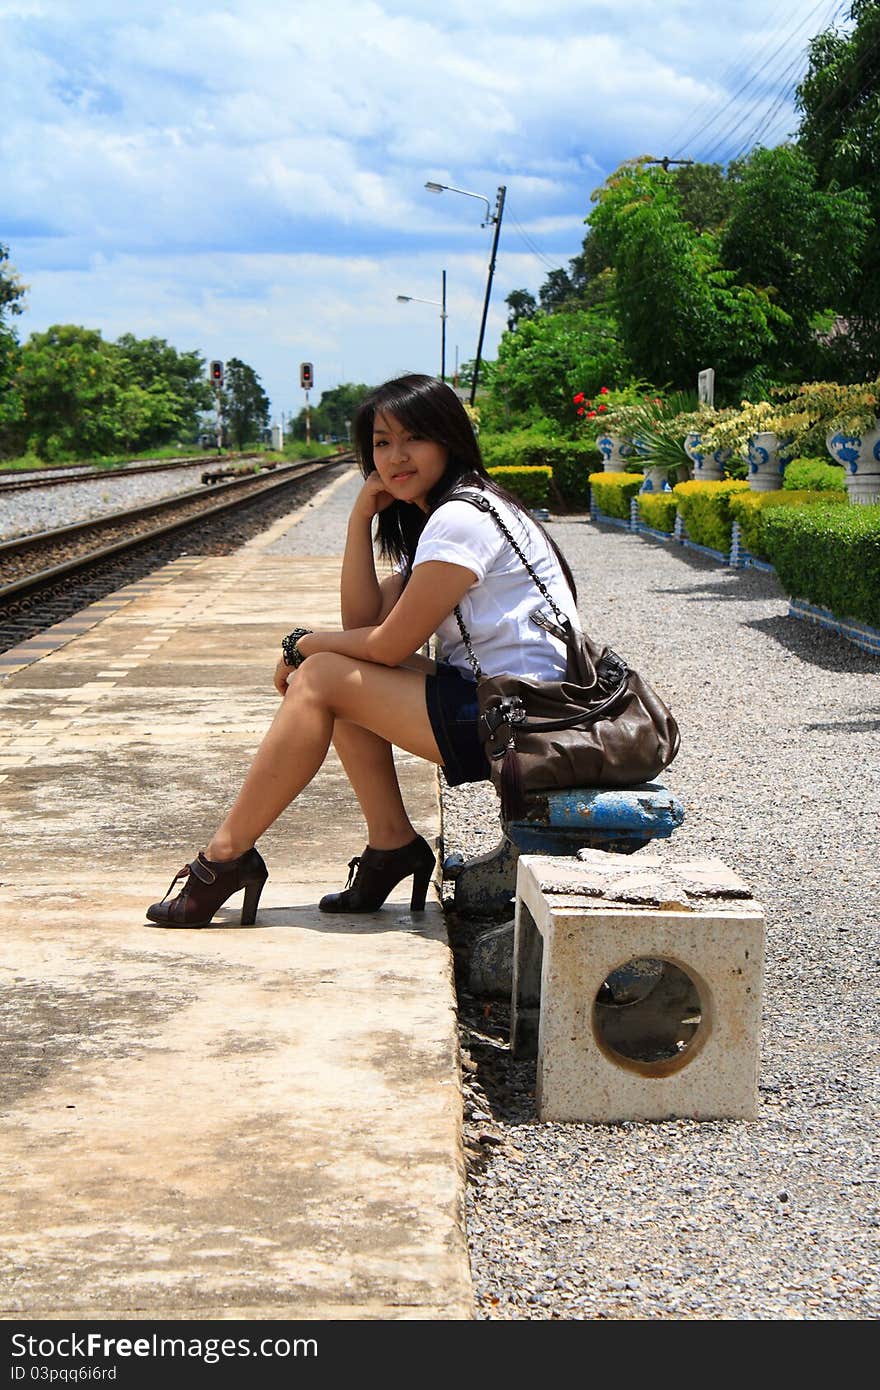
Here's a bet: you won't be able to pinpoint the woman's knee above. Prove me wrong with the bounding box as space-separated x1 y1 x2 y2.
294 652 355 705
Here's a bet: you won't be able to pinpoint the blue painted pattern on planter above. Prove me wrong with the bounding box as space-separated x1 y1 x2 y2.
747 438 769 469
827 431 861 468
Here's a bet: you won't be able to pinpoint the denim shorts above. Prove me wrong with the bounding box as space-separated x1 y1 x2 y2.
424 662 489 787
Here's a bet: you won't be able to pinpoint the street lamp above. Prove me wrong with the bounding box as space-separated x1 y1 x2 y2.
396 269 447 382
424 180 506 405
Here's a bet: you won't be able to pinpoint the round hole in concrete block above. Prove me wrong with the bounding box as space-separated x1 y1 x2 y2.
594 958 704 1074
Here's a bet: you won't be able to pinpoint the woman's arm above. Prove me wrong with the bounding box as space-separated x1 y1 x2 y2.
275 560 476 693
340 473 400 629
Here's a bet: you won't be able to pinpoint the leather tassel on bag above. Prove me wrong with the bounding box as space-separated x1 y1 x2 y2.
499 740 526 821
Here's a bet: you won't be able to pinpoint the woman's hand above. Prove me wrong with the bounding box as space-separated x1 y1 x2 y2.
274 657 294 697
353 470 395 521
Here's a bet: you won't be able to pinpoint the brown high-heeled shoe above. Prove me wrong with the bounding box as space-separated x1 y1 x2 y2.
146 847 268 928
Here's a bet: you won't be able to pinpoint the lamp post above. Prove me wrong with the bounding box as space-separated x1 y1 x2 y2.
396 270 447 382
425 180 506 406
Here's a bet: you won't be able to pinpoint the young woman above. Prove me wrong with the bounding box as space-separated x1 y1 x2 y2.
146 374 579 927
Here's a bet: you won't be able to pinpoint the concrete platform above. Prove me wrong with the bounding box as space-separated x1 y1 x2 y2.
0 490 473 1320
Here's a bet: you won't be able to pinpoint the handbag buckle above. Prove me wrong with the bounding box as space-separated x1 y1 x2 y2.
480 696 525 739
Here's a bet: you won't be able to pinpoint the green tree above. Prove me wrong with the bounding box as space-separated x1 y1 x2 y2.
18 325 217 459
504 289 537 331
587 161 787 397
487 307 630 431
223 357 271 450
17 325 124 459
0 244 26 456
796 0 880 373
721 144 870 376
115 334 212 445
538 269 576 313
290 382 371 441
672 161 733 234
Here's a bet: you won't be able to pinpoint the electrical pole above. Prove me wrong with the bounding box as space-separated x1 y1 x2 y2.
645 156 695 172
470 184 506 407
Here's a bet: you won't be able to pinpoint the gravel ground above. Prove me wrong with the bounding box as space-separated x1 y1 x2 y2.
0 460 226 541
266 468 880 1320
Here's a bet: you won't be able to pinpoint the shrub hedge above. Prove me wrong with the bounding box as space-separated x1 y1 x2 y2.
637 491 678 533
782 457 847 492
671 479 750 552
762 504 880 627
588 471 643 519
729 488 848 560
486 465 552 509
480 430 600 509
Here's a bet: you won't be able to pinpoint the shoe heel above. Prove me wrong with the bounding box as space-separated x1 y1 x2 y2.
410 866 432 911
241 878 265 926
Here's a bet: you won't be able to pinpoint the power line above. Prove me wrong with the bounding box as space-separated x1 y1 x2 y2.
703 43 817 161
704 0 849 161
670 0 826 157
664 0 816 152
507 210 562 272
672 0 844 162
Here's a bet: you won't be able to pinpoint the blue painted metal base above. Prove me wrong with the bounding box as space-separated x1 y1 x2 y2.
635 522 675 544
445 780 685 917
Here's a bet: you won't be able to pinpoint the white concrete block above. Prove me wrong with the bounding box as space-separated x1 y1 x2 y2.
512 855 765 1124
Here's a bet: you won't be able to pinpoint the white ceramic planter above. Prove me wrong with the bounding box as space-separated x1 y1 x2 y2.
825 419 880 504
639 465 671 493
746 431 787 492
683 432 732 482
596 432 636 471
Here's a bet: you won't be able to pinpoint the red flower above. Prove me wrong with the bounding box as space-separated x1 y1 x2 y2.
586 410 597 418
573 392 585 404
576 406 585 416
599 386 609 394
654 397 662 404
585 400 592 408
598 403 607 412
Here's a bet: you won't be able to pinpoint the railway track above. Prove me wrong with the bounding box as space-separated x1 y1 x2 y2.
0 451 262 494
0 453 354 654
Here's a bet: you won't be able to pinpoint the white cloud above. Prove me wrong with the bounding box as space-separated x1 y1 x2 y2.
3 0 833 413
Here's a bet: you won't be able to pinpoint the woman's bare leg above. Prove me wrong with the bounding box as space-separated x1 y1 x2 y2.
205 654 442 861
331 720 417 850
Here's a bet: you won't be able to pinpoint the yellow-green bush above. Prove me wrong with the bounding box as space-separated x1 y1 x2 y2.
764 504 880 627
671 479 749 552
588 471 643 519
480 431 600 509
637 491 678 533
729 488 847 561
486 465 552 509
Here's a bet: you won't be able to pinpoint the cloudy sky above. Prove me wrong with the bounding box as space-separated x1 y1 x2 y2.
1 0 850 424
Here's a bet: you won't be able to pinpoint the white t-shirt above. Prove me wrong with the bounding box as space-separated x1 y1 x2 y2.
411 492 580 680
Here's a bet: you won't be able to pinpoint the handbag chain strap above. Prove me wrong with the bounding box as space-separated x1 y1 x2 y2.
451 493 570 682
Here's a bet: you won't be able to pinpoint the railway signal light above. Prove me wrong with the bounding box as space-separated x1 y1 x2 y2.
300 361 313 390
210 360 224 385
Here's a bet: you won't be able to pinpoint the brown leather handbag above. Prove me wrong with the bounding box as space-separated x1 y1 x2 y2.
451 493 681 819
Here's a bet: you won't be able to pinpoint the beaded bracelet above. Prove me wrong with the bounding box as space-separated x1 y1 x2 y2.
281 628 313 668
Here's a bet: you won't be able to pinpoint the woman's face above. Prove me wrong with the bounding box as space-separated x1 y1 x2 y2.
371 410 448 511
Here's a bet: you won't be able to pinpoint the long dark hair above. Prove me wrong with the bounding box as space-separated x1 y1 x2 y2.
352 374 576 598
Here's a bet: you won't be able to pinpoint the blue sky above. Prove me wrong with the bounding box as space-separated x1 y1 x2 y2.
1 0 850 424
